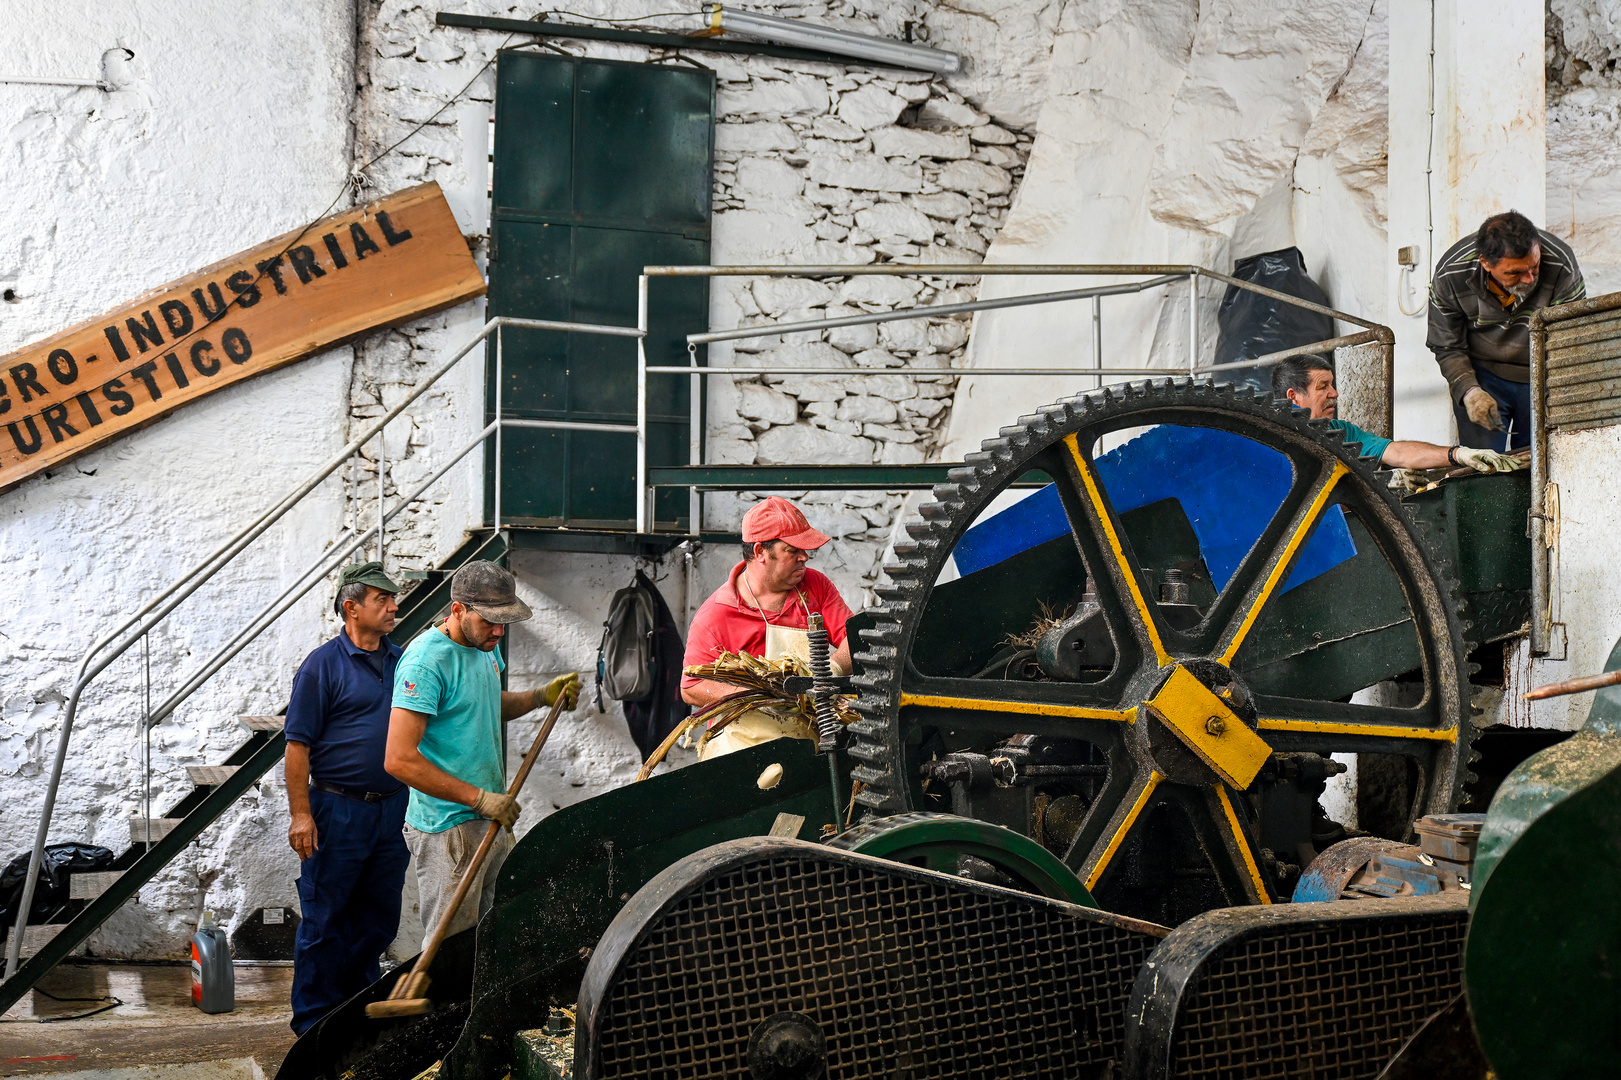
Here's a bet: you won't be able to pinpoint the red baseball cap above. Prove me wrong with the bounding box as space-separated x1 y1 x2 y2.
741 496 831 551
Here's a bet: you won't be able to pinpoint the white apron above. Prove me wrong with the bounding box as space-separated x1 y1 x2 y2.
697 613 849 762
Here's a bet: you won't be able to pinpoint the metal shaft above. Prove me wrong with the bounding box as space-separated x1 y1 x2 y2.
805 613 844 833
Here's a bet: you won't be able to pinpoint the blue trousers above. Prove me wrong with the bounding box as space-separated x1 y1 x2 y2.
1453 366 1531 452
291 785 410 1034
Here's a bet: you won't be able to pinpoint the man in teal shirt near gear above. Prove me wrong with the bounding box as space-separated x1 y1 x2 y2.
1271 356 1521 473
385 560 579 938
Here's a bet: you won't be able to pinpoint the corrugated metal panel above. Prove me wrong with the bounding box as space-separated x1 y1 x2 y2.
488 52 713 529
1547 307 1621 431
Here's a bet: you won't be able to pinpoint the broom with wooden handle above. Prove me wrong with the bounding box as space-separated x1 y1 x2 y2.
367 688 569 1019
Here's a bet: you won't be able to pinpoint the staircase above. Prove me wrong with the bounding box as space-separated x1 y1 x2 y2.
0 530 509 1016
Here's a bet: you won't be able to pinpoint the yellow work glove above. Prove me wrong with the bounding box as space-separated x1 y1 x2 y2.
1454 446 1524 474
542 671 581 711
1463 387 1504 432
471 789 520 830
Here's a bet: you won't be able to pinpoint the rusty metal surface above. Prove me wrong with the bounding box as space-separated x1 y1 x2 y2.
1372 993 1490 1080
1125 894 1469 1080
575 837 1166 1080
1528 291 1621 654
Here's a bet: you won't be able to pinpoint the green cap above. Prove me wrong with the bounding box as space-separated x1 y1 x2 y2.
335 561 400 615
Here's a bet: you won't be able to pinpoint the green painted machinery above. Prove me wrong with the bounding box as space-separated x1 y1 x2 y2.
281 382 1537 1080
1464 634 1621 1079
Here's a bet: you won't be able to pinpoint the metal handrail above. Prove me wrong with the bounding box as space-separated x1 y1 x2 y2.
634 262 1394 534
5 316 643 981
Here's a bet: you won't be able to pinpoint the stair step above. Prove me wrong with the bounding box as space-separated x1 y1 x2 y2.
128 817 186 844
238 715 284 731
186 765 240 786
69 871 125 900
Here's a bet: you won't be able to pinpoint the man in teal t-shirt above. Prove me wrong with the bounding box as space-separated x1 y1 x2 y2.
1270 356 1520 473
385 561 579 938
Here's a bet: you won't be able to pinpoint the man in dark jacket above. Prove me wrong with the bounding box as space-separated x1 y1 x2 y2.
1427 210 1585 451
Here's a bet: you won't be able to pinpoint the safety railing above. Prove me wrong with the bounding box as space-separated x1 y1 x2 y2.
4 316 641 983
631 263 1395 534
10 262 1392 985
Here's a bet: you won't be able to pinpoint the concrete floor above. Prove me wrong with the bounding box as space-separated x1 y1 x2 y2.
0 962 295 1077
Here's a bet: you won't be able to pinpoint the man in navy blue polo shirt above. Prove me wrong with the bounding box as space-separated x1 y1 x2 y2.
284 561 409 1036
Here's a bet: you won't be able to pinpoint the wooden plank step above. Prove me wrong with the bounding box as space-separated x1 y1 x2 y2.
69 871 126 900
128 817 186 844
186 765 240 786
238 715 284 731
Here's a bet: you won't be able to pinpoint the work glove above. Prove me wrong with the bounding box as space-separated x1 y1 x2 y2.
471 789 521 831
543 671 581 711
1463 387 1504 432
1454 446 1525 474
1388 469 1430 495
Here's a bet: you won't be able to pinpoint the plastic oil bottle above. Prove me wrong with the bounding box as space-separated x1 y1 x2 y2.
189 910 235 1014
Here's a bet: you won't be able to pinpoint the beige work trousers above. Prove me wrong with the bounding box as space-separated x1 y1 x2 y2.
405 819 513 939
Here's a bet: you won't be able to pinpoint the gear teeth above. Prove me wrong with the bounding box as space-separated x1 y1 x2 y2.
846 741 887 764
849 377 1480 825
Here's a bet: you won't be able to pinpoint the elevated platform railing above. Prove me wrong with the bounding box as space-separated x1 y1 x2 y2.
630 263 1394 533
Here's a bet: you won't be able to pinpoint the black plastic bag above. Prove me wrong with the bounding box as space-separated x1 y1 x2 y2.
0 842 115 930
1213 247 1335 393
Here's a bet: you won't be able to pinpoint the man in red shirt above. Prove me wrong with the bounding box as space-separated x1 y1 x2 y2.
683 496 856 758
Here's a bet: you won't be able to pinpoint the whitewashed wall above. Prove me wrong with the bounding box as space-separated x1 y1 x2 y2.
5 0 1618 964
0 4 358 958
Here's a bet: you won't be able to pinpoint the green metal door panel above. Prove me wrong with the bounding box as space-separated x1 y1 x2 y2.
487 51 713 531
497 428 569 526
491 56 574 218
487 220 570 415
567 429 635 525
567 226 706 418
572 62 714 228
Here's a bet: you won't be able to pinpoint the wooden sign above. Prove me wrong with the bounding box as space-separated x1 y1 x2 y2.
0 182 485 493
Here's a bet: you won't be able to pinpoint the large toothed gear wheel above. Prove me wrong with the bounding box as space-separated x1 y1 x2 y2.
847 380 1477 923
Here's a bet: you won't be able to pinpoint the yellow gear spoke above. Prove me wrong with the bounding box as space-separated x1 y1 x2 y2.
1211 784 1273 904
1218 460 1349 666
1082 769 1163 890
1257 717 1457 743
1063 433 1171 667
900 693 1135 724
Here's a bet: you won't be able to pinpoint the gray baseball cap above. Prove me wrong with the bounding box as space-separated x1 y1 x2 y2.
450 560 532 624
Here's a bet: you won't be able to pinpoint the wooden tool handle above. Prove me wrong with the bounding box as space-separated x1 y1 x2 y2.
381 692 568 1003
1523 668 1621 701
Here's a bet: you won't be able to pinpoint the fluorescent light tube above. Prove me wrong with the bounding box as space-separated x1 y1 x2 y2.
706 5 963 75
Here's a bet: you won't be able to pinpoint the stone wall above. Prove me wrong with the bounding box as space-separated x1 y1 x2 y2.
257 1 1032 954
6 0 1602 965
1548 0 1621 293
0 3 359 959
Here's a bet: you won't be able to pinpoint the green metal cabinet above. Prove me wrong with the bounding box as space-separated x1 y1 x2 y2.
487 51 713 530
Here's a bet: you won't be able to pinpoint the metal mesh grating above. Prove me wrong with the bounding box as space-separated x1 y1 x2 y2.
588 852 1162 1079
1547 308 1621 431
1165 908 1467 1079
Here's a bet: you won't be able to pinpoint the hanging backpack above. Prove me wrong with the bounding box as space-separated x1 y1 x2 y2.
596 576 659 709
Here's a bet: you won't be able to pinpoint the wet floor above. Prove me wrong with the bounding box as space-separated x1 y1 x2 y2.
0 962 295 1076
